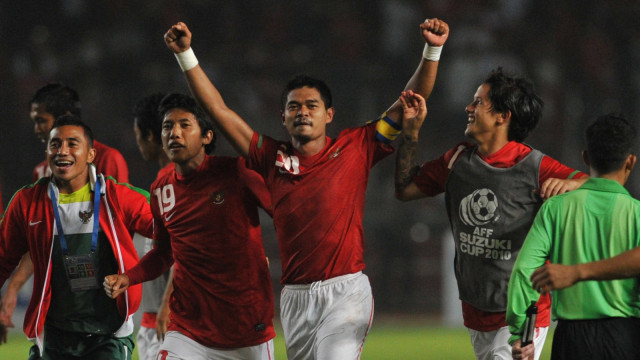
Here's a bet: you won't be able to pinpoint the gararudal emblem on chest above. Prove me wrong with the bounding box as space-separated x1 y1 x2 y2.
210 191 225 205
79 209 94 224
328 147 341 159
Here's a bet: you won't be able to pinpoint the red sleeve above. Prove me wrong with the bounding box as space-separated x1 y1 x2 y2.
538 156 587 186
0 192 29 285
95 145 130 183
126 188 173 285
248 132 276 180
238 157 273 217
413 143 472 197
117 184 154 239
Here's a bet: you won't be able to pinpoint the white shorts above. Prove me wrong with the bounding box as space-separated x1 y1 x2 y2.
137 325 163 360
467 325 549 360
280 271 374 360
155 331 274 360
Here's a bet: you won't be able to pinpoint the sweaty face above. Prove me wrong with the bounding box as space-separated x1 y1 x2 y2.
464 84 502 141
47 125 96 193
31 103 56 143
161 109 212 170
281 87 333 144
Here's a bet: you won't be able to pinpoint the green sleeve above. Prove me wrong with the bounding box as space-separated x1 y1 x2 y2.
506 202 554 344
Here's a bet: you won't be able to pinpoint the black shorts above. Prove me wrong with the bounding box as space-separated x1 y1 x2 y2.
552 317 640 360
29 323 134 360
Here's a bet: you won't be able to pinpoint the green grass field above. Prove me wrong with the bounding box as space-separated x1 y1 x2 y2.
1 320 554 359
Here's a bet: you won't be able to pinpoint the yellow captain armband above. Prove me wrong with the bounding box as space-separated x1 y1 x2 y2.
375 113 402 144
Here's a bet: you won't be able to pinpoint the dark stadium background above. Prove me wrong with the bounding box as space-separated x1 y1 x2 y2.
1 0 639 323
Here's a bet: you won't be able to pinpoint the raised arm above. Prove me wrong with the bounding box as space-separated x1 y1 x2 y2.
531 247 640 294
384 18 449 126
395 91 429 200
165 22 254 158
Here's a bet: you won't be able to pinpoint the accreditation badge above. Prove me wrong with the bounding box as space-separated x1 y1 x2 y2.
63 253 100 292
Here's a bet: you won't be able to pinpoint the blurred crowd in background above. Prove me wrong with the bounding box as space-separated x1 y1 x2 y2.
1 0 639 318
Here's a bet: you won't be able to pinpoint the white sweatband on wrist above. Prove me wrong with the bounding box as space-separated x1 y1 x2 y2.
174 47 199 72
423 44 443 61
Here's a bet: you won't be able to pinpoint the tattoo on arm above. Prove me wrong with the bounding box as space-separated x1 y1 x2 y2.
395 134 420 192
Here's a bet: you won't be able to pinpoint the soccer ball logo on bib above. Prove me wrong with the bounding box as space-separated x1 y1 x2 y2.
459 188 500 226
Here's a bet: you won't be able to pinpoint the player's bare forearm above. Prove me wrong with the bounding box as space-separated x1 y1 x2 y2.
386 18 449 125
387 52 439 126
531 248 640 293
184 67 254 158
395 134 420 200
156 266 174 341
579 247 640 280
8 254 33 292
166 21 254 157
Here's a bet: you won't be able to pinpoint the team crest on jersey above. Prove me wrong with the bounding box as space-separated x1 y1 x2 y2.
328 147 341 159
78 209 94 224
459 188 500 226
210 191 225 205
275 145 301 174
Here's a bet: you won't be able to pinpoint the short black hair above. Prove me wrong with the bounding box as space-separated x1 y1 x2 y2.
483 68 543 142
280 74 333 111
30 82 82 118
158 93 216 154
133 92 166 145
585 113 637 174
50 114 94 148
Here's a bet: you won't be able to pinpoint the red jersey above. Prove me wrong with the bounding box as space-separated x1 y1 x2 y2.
32 140 129 183
414 141 586 331
126 155 274 348
248 122 393 284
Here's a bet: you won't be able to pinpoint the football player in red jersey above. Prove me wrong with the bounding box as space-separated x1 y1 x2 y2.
105 93 276 359
160 17 448 359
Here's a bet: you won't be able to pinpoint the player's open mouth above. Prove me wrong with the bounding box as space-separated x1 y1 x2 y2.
54 160 74 168
168 143 184 150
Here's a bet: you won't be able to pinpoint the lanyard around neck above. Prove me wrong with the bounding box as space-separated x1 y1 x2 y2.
49 179 101 255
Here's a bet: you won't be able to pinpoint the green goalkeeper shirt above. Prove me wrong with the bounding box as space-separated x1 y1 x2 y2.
506 178 640 343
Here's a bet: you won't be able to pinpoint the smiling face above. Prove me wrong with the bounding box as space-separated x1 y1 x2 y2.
47 125 96 194
161 108 213 174
464 83 506 143
31 103 57 143
281 86 334 145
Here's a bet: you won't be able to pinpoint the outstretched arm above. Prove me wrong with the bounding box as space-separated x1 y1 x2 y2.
384 18 449 126
531 246 640 294
395 91 429 200
165 22 254 158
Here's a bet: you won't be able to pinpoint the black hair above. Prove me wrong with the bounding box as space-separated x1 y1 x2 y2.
133 92 166 145
483 68 543 142
29 82 82 118
585 113 637 174
280 74 333 111
158 93 216 154
50 114 94 148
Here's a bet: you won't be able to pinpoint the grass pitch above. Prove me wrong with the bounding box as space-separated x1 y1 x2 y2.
1 320 553 359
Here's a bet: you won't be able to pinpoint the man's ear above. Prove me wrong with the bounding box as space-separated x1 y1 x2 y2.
281 111 286 126
87 147 97 165
625 154 637 173
582 150 590 168
325 107 335 124
497 110 511 125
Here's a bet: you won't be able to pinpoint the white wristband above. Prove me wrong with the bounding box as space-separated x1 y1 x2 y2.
174 47 199 72
422 44 443 61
